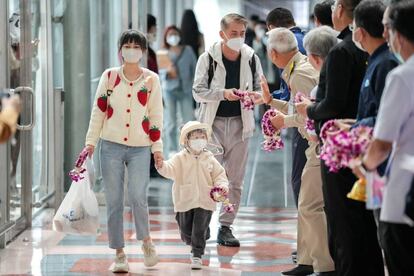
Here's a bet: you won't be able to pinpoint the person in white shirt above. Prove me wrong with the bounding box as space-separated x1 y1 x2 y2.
157 121 229 269
359 2 414 275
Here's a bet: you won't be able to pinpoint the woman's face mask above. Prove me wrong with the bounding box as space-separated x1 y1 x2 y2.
121 47 143 64
255 26 266 40
147 32 156 43
167 34 180 47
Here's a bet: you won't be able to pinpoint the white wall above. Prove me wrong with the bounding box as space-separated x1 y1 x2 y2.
194 0 242 52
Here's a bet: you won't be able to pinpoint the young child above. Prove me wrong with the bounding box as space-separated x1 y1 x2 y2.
156 121 229 269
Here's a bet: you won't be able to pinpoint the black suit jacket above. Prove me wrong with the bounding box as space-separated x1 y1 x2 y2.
307 27 368 134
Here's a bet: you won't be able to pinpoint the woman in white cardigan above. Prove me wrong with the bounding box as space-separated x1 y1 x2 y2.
84 30 163 273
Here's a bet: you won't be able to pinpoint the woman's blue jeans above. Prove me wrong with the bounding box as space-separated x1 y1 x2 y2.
100 140 151 249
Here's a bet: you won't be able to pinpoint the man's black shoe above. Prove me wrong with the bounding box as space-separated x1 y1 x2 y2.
281 265 314 275
315 272 336 276
217 226 240 247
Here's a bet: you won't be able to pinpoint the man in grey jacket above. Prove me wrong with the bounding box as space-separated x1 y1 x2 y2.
192 13 263 247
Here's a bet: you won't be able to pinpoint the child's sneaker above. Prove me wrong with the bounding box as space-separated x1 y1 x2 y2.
112 252 129 273
141 242 159 267
190 256 202 270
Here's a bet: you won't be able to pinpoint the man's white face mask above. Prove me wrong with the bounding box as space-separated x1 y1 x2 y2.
224 32 245 52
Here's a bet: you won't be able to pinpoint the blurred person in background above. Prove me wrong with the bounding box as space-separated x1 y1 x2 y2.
160 25 197 158
180 9 205 58
313 0 335 27
245 14 260 47
147 14 158 74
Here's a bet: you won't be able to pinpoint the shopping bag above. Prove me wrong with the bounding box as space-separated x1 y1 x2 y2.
53 158 99 235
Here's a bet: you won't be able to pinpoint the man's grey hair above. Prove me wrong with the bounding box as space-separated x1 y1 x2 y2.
267 27 298 54
221 13 248 30
303 26 338 59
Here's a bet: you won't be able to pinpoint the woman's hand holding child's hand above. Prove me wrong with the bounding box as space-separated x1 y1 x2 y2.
154 151 164 169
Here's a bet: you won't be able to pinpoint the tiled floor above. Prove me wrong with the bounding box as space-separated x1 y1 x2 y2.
0 132 301 275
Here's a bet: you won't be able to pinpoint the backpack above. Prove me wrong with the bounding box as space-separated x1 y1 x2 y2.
207 53 257 89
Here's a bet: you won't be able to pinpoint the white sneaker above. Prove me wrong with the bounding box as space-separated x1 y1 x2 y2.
190 257 202 270
142 242 159 267
112 253 129 273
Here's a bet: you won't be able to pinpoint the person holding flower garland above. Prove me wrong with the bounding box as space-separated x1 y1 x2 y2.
192 13 263 247
251 27 335 276
349 0 399 222
295 0 386 275
84 30 163 273
157 121 229 270
357 1 414 275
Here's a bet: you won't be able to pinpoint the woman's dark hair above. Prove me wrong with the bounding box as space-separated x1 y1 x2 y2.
389 0 414 43
354 0 386 38
266 7 296 28
314 0 334 27
180 9 201 57
147 14 156 32
118 30 147 52
163 25 181 49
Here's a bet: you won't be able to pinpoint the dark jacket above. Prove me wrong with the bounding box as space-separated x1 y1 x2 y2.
307 27 368 134
354 43 399 176
355 43 399 127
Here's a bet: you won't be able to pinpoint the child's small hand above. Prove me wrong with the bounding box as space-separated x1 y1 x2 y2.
154 151 164 169
220 184 230 196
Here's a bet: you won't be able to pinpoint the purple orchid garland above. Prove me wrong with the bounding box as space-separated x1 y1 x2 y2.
261 109 284 152
210 186 235 213
233 89 255 111
68 148 89 182
320 120 373 172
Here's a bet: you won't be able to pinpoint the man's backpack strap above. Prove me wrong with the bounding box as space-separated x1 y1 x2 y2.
207 54 217 89
249 54 257 89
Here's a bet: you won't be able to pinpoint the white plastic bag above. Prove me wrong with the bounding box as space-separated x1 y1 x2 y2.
53 158 99 235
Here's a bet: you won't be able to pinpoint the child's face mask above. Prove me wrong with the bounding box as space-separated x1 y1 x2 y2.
189 139 207 152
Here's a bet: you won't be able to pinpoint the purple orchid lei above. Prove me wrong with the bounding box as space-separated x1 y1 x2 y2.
320 120 373 172
210 186 235 213
68 148 89 182
261 109 284 152
233 89 255 111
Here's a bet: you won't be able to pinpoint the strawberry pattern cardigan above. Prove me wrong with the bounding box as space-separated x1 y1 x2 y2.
85 67 163 153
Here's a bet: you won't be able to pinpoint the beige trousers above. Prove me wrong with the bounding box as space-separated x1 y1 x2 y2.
297 142 334 272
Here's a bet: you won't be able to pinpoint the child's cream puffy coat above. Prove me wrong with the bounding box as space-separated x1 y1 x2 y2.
157 121 229 212
158 149 229 212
